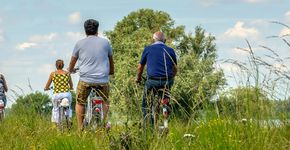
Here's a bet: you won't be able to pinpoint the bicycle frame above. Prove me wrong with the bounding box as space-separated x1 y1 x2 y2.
144 87 171 134
56 98 70 131
84 87 104 130
45 87 71 131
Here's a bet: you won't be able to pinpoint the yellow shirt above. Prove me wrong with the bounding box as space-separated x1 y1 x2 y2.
52 73 70 94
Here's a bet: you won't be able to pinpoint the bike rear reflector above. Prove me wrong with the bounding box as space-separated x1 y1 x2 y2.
93 99 103 105
161 98 169 105
95 108 101 112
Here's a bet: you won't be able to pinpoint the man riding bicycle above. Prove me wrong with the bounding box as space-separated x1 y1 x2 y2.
68 19 114 130
136 31 177 127
0 74 8 108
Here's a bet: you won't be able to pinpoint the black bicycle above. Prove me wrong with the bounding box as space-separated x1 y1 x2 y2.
143 84 171 135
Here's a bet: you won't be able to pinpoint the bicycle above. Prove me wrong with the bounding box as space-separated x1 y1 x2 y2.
0 99 5 122
142 81 171 135
45 87 71 132
83 86 107 131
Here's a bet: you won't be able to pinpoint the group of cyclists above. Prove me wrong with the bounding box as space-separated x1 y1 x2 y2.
3 19 178 132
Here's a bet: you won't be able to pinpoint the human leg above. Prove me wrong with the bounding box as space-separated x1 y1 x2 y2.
76 81 91 130
51 94 59 123
98 84 110 123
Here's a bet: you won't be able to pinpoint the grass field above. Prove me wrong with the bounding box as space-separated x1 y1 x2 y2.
0 105 289 150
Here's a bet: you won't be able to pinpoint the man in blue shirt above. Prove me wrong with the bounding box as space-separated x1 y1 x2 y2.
136 31 177 126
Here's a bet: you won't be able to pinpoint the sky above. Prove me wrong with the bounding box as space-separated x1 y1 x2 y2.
0 0 290 106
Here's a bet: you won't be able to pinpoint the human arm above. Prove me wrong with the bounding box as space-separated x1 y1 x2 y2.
173 64 177 77
135 47 147 83
68 56 78 73
136 64 145 83
68 43 79 73
1 74 8 92
44 73 53 91
109 55 114 75
68 73 73 90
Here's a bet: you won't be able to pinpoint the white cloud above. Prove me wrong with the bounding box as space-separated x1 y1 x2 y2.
285 11 290 20
29 33 58 42
219 63 242 74
50 49 57 55
16 42 37 50
279 28 290 37
15 33 58 51
272 63 289 73
199 0 217 6
37 64 54 75
223 21 259 38
68 12 81 24
241 0 264 3
66 32 84 41
199 0 268 6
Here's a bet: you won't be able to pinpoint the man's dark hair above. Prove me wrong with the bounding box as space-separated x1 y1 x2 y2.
84 19 99 35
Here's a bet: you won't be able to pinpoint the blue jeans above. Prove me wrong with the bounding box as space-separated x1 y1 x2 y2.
142 78 174 119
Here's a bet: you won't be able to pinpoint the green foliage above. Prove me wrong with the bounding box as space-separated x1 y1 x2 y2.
178 26 217 59
172 27 225 119
106 9 185 119
10 92 51 115
219 87 274 119
106 8 225 120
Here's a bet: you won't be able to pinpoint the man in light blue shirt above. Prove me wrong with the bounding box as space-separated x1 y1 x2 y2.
68 19 114 130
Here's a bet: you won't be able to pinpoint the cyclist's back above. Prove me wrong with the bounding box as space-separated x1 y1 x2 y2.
136 31 177 120
73 35 112 84
68 19 114 130
44 59 73 124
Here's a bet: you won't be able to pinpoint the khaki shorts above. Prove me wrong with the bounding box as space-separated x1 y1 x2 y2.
76 80 109 105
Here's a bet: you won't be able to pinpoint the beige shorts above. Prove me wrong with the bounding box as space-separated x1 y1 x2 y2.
76 80 109 105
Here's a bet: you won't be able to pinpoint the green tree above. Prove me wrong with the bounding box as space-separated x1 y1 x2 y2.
11 92 51 115
218 87 273 119
106 8 225 120
172 27 225 119
106 9 184 120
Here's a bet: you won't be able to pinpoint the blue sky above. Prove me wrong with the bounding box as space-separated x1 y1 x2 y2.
0 0 290 106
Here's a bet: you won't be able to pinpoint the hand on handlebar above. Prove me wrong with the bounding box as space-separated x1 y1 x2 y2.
135 77 142 84
44 87 53 91
68 67 79 74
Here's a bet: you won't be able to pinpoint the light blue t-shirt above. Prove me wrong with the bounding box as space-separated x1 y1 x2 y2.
72 35 112 83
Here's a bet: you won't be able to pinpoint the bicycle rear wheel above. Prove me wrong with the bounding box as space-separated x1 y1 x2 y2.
59 107 69 132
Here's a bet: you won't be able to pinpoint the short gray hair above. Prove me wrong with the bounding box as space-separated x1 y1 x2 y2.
153 31 166 42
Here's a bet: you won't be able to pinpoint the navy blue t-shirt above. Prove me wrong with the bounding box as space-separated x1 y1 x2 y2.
140 42 177 78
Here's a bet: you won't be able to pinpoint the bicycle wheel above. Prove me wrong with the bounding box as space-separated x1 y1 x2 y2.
59 107 65 132
158 93 170 135
143 92 155 131
64 107 70 130
152 95 160 130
